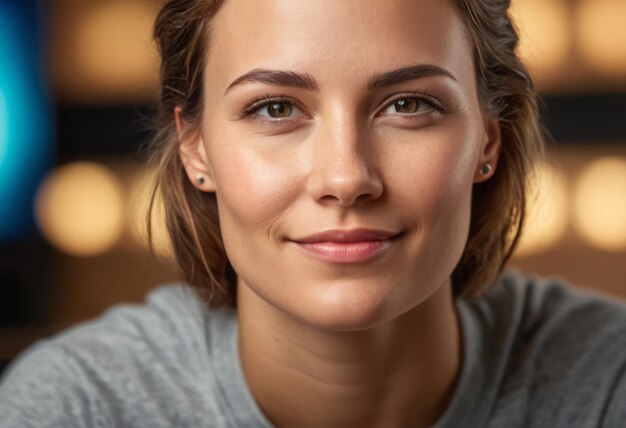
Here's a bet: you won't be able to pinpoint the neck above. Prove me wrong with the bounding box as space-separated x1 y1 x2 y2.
237 281 462 428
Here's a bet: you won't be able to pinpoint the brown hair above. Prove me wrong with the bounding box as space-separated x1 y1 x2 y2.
149 0 544 306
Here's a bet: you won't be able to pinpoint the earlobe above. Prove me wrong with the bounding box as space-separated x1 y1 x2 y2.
474 118 501 183
175 107 216 192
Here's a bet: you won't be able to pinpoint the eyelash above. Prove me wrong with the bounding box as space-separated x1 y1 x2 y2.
380 92 447 115
236 92 447 120
237 95 299 119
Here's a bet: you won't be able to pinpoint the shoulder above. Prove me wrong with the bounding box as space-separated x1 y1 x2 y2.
461 270 626 427
30 284 230 371
0 284 237 428
482 270 626 355
467 270 626 341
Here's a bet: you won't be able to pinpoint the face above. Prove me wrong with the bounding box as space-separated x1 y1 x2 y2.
181 0 500 330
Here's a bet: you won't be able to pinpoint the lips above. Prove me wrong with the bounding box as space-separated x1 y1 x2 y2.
289 228 402 263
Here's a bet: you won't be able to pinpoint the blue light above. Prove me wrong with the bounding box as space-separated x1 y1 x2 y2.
0 1 52 242
0 90 7 165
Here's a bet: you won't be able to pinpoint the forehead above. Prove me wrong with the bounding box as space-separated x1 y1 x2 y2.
207 0 472 91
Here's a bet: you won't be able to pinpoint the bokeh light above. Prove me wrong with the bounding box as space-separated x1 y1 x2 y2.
0 90 7 165
70 0 158 100
510 0 570 79
0 2 51 242
516 162 569 256
573 157 626 251
35 162 125 256
128 167 173 259
576 0 626 76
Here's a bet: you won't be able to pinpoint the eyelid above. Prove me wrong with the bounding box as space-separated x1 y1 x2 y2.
238 95 306 120
377 92 447 116
237 92 447 121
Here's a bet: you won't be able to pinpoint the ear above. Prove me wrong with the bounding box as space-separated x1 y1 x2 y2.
175 107 216 192
473 118 501 183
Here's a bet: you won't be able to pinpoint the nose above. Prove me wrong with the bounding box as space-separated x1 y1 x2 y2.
306 117 383 206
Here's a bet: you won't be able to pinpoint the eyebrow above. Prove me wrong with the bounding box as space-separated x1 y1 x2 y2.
367 64 457 89
225 69 318 94
224 64 457 95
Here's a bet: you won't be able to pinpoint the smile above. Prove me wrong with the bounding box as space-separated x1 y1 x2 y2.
289 229 403 264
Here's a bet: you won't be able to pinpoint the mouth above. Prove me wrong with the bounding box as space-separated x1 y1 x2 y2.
288 228 404 264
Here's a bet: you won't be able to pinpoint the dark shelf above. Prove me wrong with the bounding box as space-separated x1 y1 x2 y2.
56 104 156 158
539 93 626 144
55 93 626 158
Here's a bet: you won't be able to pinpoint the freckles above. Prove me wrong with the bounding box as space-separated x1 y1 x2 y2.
392 146 456 200
384 137 475 231
214 148 299 225
430 134 479 193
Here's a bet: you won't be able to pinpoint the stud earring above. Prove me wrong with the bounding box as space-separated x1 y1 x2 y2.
480 163 492 176
196 175 205 185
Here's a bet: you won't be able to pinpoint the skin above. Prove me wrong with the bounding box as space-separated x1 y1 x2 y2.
178 0 501 426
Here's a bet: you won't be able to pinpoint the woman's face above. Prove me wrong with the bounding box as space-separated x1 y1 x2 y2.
182 0 499 330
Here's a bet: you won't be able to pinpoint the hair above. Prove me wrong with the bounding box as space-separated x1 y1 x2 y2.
149 0 544 306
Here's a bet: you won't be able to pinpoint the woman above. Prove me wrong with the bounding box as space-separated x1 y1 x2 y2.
1 0 625 427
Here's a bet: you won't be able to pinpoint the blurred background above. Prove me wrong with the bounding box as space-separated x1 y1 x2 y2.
0 0 625 372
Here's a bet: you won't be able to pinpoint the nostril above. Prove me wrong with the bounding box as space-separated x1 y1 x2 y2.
316 175 383 207
307 131 384 205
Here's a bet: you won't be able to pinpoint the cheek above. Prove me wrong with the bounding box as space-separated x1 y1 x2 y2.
388 127 479 221
384 129 478 305
207 140 298 238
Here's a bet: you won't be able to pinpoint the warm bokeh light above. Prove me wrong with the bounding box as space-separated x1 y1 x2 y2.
68 0 159 101
510 0 570 79
515 162 569 256
576 0 626 76
573 157 626 251
128 167 173 259
35 162 125 256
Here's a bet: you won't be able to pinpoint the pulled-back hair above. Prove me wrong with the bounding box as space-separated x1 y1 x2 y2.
149 0 544 306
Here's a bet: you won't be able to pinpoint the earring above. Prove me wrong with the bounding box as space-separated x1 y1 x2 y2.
196 175 205 185
480 163 492 176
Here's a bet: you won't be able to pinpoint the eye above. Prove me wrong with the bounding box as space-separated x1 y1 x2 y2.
259 101 294 118
391 99 421 114
380 95 443 116
241 97 304 120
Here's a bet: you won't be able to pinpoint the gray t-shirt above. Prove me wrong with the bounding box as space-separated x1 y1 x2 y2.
1 271 625 427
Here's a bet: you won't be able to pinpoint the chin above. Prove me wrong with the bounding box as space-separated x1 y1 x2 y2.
290 279 424 332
